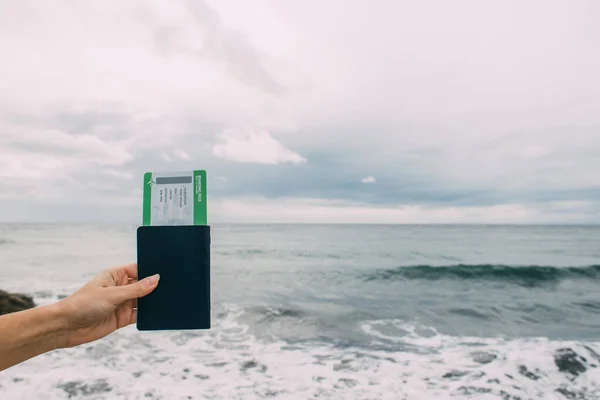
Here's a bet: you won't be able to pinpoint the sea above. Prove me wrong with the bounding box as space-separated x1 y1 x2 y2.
1 223 600 400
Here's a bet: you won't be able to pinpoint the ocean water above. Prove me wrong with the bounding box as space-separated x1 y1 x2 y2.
1 223 600 399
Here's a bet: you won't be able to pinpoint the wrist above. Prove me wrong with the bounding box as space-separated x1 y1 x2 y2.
27 302 70 351
47 301 70 349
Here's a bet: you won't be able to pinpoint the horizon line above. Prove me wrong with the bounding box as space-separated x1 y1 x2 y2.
1 221 599 226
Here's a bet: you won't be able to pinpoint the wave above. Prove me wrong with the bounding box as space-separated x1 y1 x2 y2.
364 264 600 287
246 306 308 321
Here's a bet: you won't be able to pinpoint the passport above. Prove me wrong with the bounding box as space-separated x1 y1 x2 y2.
136 225 211 331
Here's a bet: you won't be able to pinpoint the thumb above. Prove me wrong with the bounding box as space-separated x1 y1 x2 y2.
109 274 160 304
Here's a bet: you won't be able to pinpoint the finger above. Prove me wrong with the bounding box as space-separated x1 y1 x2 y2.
120 263 138 279
107 274 160 304
123 298 137 311
117 299 135 329
106 263 138 286
129 308 137 325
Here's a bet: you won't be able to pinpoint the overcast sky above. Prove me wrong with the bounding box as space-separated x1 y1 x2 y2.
0 0 599 223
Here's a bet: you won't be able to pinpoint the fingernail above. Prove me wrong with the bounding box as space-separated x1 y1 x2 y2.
147 274 160 287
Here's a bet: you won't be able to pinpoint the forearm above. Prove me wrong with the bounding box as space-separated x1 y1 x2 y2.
0 304 67 372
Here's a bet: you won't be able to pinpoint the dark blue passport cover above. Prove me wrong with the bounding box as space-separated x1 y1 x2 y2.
136 225 211 331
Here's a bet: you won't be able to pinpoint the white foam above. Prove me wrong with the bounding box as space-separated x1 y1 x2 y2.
2 308 599 399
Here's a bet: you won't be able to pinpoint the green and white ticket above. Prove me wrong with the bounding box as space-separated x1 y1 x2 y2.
142 170 207 226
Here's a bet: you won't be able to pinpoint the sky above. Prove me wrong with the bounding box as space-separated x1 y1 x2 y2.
0 0 599 224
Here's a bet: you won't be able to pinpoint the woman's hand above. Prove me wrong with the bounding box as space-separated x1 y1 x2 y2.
0 263 159 372
56 263 159 348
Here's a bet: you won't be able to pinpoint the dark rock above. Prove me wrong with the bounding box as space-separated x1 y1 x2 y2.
0 290 36 315
554 348 588 376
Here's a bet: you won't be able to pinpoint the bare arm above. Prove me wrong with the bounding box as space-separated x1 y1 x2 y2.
0 303 66 371
0 263 159 372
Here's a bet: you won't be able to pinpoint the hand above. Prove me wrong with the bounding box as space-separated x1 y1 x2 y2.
56 263 159 348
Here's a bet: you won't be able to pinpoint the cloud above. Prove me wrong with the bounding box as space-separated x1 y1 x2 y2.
209 196 598 224
179 0 286 95
0 122 133 179
175 149 191 160
212 127 307 165
102 169 134 180
0 0 599 223
361 176 376 184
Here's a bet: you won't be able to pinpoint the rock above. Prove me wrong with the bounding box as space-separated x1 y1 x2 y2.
0 290 36 315
554 348 588 376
